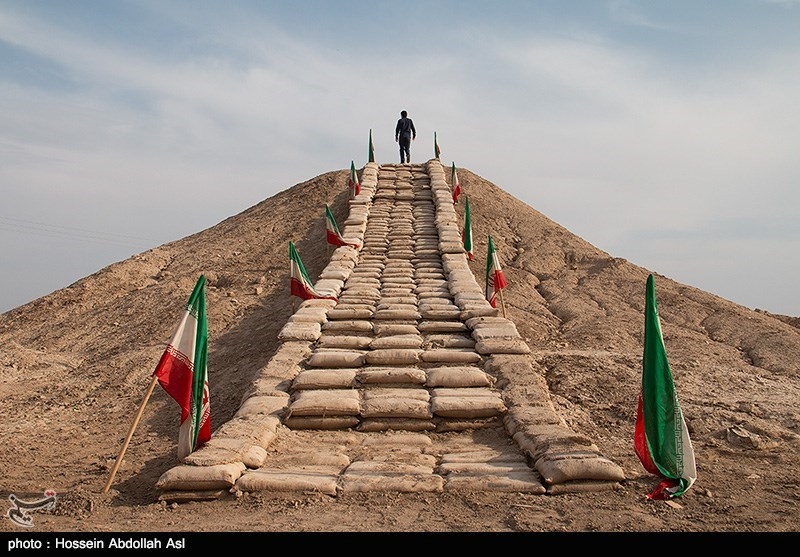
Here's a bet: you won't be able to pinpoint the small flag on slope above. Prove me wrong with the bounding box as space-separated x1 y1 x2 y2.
462 196 474 260
348 161 361 198
368 129 375 163
153 275 211 461
434 132 441 159
325 205 359 249
451 162 462 204
634 274 697 500
289 241 337 302
485 235 507 308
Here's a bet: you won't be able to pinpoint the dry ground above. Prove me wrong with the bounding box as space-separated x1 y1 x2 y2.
1 165 799 535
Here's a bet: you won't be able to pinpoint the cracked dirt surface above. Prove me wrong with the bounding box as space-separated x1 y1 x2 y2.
1 165 799 533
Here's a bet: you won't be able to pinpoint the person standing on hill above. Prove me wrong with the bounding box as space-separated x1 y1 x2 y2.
395 110 416 164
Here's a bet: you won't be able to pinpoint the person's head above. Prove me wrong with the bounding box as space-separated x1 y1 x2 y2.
401 110 407 118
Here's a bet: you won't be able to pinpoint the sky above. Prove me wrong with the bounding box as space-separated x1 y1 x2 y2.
2 0 800 316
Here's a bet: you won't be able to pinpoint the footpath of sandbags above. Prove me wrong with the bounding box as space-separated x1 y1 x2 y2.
155 160 625 500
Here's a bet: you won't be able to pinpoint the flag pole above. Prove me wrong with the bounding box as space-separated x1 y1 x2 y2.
498 287 507 318
103 374 159 493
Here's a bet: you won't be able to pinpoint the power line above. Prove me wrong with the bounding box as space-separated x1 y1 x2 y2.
0 215 160 250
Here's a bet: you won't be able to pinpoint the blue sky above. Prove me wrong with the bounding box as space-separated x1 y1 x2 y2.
2 0 799 315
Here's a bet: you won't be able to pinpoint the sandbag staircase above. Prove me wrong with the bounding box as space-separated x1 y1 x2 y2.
155 160 626 502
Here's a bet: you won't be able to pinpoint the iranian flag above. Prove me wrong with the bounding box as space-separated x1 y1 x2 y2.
485 235 507 307
325 204 359 249
348 161 361 198
451 162 462 204
634 274 697 500
153 275 211 461
462 196 474 260
434 131 441 159
289 241 337 301
368 129 375 163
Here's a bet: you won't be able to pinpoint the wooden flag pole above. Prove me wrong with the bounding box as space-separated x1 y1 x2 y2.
103 374 159 493
498 287 507 319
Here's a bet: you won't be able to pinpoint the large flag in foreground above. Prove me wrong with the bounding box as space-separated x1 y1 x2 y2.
485 235 507 308
153 275 211 461
289 241 338 301
325 205 359 249
368 129 375 163
462 196 474 260
634 274 697 500
348 161 361 198
434 132 441 159
451 162 462 204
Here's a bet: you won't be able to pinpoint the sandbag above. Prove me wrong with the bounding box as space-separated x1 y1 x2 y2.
535 453 626 484
362 397 433 419
235 470 340 496
288 389 361 416
363 387 430 401
373 323 419 336
322 320 373 333
317 335 373 350
283 416 361 430
424 334 476 349
339 474 444 493
475 338 531 355
327 307 374 320
444 473 546 494
365 348 422 365
233 395 289 418
306 349 365 368
370 334 424 349
291 369 357 390
278 322 321 341
156 462 246 491
426 366 495 388
357 367 427 385
358 419 436 432
421 349 482 364
430 395 506 418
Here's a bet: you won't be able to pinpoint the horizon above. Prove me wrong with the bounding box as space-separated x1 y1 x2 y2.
2 1 799 316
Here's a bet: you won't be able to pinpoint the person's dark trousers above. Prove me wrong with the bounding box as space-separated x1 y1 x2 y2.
399 136 411 163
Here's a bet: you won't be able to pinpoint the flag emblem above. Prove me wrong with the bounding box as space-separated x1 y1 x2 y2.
485 235 507 308
451 162 462 204
289 241 337 302
153 275 211 460
368 129 375 163
462 196 474 260
325 204 360 249
634 274 697 500
348 161 361 198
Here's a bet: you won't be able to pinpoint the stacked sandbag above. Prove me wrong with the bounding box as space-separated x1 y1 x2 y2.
236 430 357 496
436 439 546 494
339 432 444 493
486 354 627 494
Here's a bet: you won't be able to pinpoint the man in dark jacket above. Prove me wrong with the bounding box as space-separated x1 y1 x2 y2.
395 110 416 163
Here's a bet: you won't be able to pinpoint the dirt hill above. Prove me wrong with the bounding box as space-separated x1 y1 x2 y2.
1 163 799 533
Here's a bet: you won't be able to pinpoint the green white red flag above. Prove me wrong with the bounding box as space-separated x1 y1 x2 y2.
153 275 211 461
348 161 361 198
325 204 359 249
289 241 337 301
462 196 474 260
434 132 441 159
451 162 462 204
634 274 697 500
368 129 375 163
485 235 507 307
